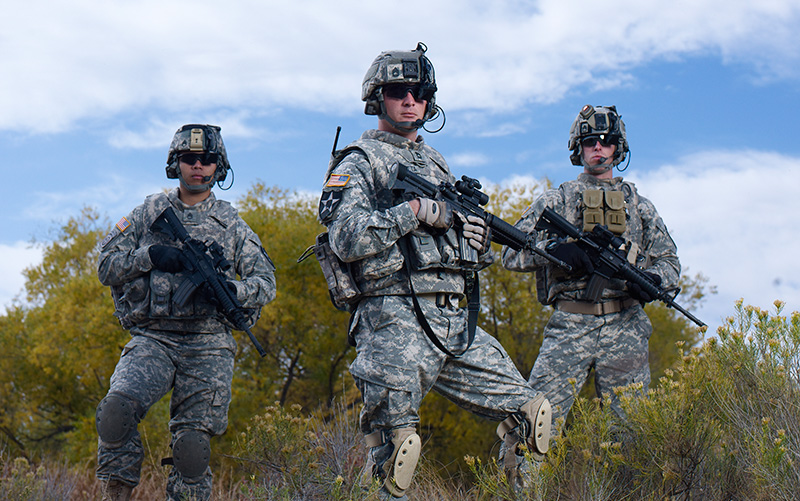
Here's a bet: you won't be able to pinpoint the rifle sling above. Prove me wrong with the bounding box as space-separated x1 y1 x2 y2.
398 238 477 358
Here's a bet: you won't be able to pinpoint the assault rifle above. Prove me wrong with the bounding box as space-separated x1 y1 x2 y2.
392 164 571 269
535 207 706 328
150 207 268 357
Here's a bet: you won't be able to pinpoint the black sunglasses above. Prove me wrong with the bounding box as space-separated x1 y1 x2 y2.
383 83 431 102
580 136 613 148
179 152 219 165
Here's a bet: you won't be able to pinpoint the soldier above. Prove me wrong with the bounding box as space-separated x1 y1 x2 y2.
318 43 551 499
95 124 276 501
502 105 681 436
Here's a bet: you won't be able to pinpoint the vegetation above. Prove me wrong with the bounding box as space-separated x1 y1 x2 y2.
1 181 790 500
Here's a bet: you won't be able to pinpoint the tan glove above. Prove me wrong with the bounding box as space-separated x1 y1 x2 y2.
416 198 452 229
458 213 492 253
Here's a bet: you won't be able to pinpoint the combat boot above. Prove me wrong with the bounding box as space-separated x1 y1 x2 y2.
101 479 133 501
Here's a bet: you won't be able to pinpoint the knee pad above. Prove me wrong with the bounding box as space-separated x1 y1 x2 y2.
96 393 141 447
172 430 211 478
365 426 421 497
497 395 552 460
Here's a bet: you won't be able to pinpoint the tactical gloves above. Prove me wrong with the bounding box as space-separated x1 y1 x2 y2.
415 198 452 229
458 213 492 253
627 272 662 303
549 242 595 275
149 245 185 273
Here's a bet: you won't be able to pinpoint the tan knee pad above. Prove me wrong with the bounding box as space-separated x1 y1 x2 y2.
365 426 421 497
497 395 552 459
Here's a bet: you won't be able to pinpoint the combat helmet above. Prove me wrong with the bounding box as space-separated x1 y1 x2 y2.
568 105 629 170
362 42 440 132
166 124 231 192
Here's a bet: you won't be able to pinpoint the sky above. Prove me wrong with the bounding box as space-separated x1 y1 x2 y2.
1 0 799 336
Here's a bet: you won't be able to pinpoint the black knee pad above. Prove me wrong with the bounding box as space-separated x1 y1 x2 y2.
173 430 211 478
96 393 140 447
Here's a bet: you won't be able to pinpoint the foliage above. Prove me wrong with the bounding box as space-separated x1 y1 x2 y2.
466 300 800 500
233 184 355 415
0 208 126 461
231 400 375 500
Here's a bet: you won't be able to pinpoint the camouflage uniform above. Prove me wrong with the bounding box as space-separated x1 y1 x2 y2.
321 129 543 490
502 172 680 431
96 188 275 500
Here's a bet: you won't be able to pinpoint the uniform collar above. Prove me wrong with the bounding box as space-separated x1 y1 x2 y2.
577 172 625 187
168 187 217 211
362 129 426 150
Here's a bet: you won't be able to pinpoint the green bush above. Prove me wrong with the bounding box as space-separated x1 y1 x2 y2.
466 300 800 500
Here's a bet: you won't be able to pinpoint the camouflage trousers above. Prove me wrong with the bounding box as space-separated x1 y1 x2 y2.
96 329 236 501
528 304 652 434
349 294 539 434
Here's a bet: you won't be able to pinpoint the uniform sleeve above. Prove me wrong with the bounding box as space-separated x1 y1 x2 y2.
501 192 560 272
97 207 154 287
638 196 681 292
322 152 419 262
232 220 277 309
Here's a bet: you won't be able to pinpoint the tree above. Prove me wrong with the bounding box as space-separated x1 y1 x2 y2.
229 184 356 425
0 208 126 460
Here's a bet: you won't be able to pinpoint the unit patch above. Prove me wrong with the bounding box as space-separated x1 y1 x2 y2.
318 191 343 222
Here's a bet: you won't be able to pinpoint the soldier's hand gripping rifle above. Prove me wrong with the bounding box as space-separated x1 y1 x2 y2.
535 207 706 328
393 164 572 269
150 207 268 357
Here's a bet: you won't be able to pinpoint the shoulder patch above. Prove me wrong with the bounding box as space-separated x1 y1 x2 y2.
116 217 131 232
100 216 131 249
326 174 350 187
318 190 343 222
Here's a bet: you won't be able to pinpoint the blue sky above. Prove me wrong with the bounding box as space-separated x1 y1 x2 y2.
2 0 799 334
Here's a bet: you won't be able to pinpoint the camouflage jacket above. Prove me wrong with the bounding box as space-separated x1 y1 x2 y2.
319 129 491 297
98 189 276 332
502 173 680 305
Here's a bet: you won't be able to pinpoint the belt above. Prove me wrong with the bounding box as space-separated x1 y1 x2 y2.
555 297 638 316
417 292 464 308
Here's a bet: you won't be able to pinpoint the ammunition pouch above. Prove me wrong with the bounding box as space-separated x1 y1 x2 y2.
581 189 626 235
300 232 362 312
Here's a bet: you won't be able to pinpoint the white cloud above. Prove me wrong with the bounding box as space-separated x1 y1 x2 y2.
0 242 43 313
1 0 798 133
627 150 800 331
450 152 490 168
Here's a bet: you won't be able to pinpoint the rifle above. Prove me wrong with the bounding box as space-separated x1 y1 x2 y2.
535 207 706 328
393 164 571 269
150 207 268 357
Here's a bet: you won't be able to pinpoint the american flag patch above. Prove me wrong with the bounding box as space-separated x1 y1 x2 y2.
326 174 350 187
115 217 131 232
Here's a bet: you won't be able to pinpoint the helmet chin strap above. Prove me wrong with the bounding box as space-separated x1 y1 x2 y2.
378 111 425 133
377 96 427 133
178 171 215 193
582 156 614 175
